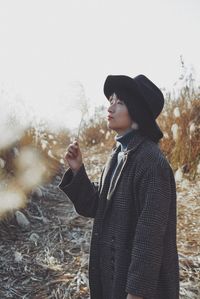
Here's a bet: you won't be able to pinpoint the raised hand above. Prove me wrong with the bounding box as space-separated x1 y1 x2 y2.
64 140 83 173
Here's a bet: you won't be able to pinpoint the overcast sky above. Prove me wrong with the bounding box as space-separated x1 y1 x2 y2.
0 0 200 131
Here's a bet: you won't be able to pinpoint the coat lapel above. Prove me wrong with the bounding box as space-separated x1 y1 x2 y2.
106 152 128 201
103 131 146 217
99 146 120 194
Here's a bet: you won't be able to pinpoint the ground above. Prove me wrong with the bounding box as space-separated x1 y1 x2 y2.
0 147 199 298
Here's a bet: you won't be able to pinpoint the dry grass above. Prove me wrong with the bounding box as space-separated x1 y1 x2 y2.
79 84 200 178
176 181 200 298
158 88 200 178
0 77 199 298
0 175 92 299
0 144 199 298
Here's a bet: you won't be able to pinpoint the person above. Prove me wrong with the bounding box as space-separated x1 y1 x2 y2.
59 74 180 299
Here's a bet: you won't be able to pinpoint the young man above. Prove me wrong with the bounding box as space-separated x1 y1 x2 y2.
59 74 180 299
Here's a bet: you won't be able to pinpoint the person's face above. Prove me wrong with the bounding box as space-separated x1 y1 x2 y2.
107 93 133 135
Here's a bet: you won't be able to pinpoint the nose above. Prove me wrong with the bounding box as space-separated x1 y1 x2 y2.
107 102 114 113
107 106 111 113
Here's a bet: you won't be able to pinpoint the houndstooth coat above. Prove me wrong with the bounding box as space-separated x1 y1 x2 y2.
59 131 180 299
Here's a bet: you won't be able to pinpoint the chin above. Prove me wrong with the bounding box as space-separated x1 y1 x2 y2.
107 123 119 133
107 122 115 130
107 121 111 129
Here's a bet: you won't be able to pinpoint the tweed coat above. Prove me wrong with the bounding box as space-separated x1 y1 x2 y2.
59 131 180 299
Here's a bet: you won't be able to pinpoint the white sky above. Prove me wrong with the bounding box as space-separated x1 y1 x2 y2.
0 0 200 131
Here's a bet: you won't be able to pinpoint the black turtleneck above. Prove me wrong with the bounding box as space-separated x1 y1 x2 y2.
115 128 137 152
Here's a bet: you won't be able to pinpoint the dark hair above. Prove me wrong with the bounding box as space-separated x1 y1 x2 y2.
116 91 163 143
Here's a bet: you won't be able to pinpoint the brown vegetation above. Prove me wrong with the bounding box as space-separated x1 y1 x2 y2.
79 83 200 178
0 75 199 298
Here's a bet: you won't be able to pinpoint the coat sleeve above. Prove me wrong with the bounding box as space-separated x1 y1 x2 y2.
58 164 100 218
126 163 175 298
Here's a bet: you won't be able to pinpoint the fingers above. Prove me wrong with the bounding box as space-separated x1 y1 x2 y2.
65 141 80 159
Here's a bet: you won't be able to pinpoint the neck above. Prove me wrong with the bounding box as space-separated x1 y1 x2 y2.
115 127 134 137
115 128 137 151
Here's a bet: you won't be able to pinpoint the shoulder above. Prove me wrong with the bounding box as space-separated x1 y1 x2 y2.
133 138 171 171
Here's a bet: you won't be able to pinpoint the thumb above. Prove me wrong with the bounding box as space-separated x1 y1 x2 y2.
73 140 81 154
73 139 79 148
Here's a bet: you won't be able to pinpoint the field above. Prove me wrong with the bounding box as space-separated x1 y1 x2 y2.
0 144 199 298
0 77 200 298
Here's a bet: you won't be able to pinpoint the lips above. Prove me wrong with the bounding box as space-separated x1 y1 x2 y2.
107 115 113 120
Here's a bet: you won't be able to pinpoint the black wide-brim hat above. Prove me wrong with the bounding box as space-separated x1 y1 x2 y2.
103 74 164 142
